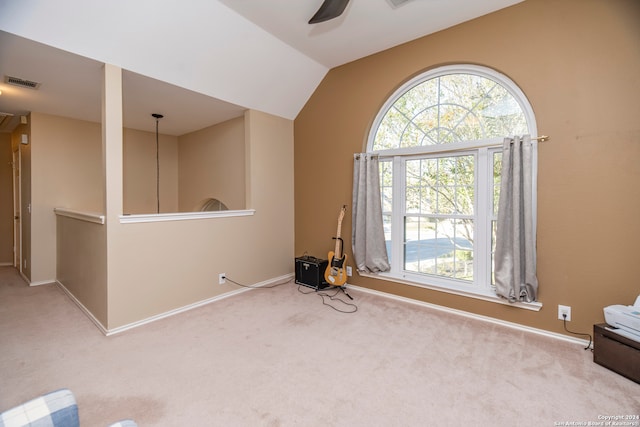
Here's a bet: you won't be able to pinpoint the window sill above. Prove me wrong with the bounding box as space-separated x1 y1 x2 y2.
358 271 542 312
119 209 255 224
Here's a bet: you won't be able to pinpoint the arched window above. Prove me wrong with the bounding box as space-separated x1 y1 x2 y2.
368 64 537 298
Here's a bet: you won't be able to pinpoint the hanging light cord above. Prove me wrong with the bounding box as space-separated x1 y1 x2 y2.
152 113 163 214
155 117 160 214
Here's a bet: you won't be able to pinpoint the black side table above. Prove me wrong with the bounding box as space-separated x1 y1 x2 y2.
593 323 640 384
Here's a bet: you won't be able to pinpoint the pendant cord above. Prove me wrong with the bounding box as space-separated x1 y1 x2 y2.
155 117 160 214
151 113 163 214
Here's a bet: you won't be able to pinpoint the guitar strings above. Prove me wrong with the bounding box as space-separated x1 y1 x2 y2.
327 205 348 287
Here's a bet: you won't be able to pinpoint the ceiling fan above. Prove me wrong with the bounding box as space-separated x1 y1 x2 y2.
308 0 412 24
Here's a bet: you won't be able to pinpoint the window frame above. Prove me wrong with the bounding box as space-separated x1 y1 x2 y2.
366 64 541 308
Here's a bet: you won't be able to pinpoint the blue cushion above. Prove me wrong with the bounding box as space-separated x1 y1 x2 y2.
0 389 79 427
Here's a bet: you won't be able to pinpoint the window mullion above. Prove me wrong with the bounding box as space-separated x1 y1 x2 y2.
475 148 490 289
391 156 404 274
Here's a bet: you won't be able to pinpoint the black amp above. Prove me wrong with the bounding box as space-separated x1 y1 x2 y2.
295 256 329 290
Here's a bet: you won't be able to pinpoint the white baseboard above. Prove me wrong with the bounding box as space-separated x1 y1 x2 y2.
57 273 589 347
106 273 294 336
2 266 61 287
346 283 592 348
56 280 109 335
19 271 54 286
30 279 57 286
16 270 55 287
57 274 294 336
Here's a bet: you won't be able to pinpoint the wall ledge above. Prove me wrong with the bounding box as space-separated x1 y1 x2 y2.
119 209 255 224
54 208 105 224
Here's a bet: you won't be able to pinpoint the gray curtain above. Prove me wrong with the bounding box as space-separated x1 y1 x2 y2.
494 135 538 302
352 154 390 273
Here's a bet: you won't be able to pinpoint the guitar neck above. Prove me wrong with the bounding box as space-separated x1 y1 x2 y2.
333 206 346 258
334 228 342 257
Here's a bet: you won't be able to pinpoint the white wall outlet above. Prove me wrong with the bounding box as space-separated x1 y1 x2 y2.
558 305 571 321
346 266 352 276
218 273 226 285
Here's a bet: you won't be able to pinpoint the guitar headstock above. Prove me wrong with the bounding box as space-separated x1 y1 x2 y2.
338 205 347 222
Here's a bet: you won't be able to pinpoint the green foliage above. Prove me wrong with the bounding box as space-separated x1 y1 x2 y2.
405 155 474 217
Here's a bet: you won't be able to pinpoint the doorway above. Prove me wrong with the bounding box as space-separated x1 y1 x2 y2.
12 147 21 271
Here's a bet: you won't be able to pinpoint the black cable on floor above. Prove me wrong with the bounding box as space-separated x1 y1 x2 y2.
562 314 593 351
226 274 357 313
297 285 358 314
225 276 293 289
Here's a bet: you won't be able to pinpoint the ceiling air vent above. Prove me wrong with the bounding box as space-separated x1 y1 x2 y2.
5 75 41 90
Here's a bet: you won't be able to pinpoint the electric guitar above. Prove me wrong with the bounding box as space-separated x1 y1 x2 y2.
325 205 348 286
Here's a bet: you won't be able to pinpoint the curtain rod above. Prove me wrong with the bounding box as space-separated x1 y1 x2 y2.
471 135 550 151
513 135 549 142
442 135 551 154
445 134 551 152
353 153 380 159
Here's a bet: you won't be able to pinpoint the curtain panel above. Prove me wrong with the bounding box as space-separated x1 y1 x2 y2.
494 135 538 302
352 154 390 273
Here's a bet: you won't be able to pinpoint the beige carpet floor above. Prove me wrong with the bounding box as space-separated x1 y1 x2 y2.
0 266 638 426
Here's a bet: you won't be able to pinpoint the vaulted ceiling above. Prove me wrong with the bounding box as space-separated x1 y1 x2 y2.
0 0 524 135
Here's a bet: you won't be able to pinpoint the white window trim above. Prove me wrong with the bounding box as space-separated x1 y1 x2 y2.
54 208 105 224
367 64 540 308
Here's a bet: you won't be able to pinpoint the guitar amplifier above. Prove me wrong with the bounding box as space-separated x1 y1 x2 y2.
295 256 329 290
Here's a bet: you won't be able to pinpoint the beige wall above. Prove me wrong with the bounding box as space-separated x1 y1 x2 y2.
56 216 107 325
178 116 245 211
51 66 293 330
123 128 178 214
27 67 292 331
123 121 245 214
294 0 640 337
107 110 294 329
27 110 246 290
24 113 180 284
28 113 103 284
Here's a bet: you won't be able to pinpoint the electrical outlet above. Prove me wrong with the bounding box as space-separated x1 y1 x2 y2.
558 305 571 321
218 273 226 285
346 266 352 277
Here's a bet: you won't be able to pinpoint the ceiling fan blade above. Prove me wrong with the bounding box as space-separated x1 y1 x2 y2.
308 0 350 24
